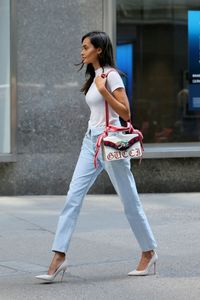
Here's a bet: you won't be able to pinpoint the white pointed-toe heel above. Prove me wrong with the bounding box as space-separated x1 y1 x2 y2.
128 252 158 276
35 260 68 282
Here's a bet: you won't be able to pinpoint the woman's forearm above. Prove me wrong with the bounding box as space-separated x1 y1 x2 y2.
99 87 130 121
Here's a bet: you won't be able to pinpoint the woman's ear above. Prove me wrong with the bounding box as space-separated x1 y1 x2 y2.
97 48 102 55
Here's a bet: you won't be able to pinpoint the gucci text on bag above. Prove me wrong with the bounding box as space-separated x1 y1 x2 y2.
102 133 143 161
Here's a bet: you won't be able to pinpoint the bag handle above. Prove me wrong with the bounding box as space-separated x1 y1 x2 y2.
101 69 115 128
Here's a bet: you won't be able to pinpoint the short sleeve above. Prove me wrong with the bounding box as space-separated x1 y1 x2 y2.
106 70 125 93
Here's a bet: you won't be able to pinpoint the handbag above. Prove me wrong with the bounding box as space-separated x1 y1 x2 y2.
102 132 143 162
94 69 144 167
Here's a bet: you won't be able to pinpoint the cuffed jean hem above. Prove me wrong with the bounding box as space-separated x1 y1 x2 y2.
52 248 66 254
141 245 157 252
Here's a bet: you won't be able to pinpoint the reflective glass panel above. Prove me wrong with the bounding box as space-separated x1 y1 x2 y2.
117 0 200 143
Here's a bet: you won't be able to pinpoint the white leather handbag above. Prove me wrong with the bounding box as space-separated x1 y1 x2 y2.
102 132 143 162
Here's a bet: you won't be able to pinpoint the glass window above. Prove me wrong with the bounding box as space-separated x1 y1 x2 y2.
116 0 200 143
0 0 11 153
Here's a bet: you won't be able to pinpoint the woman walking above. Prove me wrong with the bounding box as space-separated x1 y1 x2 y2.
36 31 158 282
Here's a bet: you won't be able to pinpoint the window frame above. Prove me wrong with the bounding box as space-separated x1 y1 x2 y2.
103 0 200 159
0 0 16 162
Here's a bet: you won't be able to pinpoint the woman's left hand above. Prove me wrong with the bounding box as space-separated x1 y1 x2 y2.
95 75 107 93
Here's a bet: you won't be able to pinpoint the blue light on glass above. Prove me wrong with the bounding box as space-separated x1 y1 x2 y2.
116 44 133 107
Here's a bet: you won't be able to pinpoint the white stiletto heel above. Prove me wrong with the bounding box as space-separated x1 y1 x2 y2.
128 252 158 276
35 260 67 282
153 261 156 275
60 268 66 282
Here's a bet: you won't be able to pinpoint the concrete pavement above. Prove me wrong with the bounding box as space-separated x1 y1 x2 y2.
0 193 200 300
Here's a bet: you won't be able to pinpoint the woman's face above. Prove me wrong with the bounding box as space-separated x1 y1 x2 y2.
81 37 102 65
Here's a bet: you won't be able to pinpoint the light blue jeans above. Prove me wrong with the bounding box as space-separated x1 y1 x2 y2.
52 127 157 253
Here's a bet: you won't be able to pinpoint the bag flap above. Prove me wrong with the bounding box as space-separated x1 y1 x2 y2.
103 134 140 151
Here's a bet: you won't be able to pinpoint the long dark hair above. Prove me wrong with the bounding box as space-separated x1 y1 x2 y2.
79 31 116 94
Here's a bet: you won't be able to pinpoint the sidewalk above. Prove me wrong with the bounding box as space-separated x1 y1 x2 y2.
0 193 200 300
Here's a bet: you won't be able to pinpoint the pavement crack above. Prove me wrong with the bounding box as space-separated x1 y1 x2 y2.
3 212 55 235
0 263 19 272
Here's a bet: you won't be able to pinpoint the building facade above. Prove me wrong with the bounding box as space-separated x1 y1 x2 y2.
0 0 200 195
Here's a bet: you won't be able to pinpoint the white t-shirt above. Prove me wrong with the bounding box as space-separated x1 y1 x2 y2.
85 66 125 128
